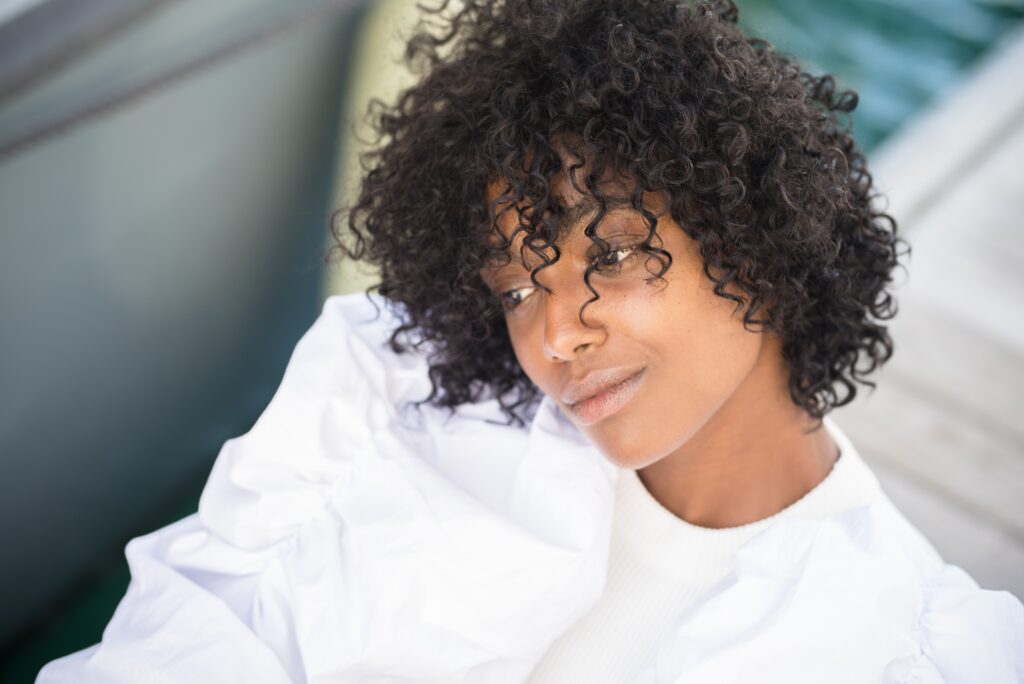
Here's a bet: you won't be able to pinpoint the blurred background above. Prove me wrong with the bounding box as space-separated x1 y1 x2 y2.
1 0 1022 680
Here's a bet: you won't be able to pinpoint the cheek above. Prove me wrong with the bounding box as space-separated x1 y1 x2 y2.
660 249 763 373
672 284 762 390
585 275 763 467
505 317 548 390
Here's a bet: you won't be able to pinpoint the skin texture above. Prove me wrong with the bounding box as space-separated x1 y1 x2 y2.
481 154 839 528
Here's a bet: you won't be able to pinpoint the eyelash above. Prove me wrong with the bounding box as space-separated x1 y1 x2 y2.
594 244 639 272
497 287 534 311
496 244 641 311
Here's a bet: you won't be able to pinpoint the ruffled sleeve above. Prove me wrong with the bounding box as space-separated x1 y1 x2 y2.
885 563 1024 684
634 499 1024 684
37 294 618 683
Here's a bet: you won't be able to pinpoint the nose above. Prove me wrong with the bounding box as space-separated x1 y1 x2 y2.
541 284 607 362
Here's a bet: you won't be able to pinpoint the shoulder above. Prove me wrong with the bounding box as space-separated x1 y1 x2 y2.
198 292 522 549
858 499 1024 683
652 500 1024 683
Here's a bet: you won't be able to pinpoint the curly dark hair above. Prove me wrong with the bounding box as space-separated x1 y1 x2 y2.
332 0 908 427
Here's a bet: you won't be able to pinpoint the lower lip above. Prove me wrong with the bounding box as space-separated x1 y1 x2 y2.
569 369 646 426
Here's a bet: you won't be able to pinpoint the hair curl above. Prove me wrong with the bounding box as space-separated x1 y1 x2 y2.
333 0 908 427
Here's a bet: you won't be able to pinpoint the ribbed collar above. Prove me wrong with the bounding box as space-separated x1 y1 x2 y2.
611 416 882 581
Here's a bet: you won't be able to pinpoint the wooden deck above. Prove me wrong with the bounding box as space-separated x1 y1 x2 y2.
831 24 1024 601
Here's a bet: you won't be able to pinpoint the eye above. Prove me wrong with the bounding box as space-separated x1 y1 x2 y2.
497 285 536 311
594 244 639 271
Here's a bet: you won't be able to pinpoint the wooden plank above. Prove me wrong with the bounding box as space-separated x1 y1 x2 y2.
896 120 1024 353
832 379 1024 541
881 114 1024 437
882 300 1024 445
862 452 1024 602
906 250 1024 355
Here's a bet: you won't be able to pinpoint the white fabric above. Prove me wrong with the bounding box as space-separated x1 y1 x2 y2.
528 419 887 682
37 293 1024 684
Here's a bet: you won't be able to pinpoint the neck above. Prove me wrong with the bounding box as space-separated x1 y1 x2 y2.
636 334 839 529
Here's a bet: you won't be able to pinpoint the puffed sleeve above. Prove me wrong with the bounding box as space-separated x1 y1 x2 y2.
635 501 1024 684
36 515 299 683
37 294 618 683
884 563 1024 684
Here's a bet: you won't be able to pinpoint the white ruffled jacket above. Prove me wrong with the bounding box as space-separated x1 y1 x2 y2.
38 294 1024 683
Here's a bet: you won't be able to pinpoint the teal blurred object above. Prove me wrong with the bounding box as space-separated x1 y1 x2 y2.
737 0 1024 151
1 0 1022 681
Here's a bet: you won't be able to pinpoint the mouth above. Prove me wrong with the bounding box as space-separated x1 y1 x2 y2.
563 367 646 426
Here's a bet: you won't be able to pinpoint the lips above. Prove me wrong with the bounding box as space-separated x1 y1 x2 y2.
561 366 647 426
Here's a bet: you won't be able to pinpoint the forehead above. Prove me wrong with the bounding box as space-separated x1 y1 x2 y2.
484 139 637 234
483 173 668 246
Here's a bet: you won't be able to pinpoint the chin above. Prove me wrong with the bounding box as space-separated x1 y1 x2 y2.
584 426 668 470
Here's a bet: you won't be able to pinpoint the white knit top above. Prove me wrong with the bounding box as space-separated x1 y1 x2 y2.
526 417 884 683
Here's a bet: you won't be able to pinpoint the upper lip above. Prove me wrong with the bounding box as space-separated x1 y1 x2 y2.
560 366 647 406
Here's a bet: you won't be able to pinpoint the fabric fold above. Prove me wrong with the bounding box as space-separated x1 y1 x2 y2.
633 498 1024 684
36 293 1024 683
38 294 619 683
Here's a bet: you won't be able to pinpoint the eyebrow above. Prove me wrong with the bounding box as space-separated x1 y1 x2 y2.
556 196 635 236
482 195 640 273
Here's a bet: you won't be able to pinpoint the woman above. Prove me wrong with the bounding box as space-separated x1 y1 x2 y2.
39 0 1023 682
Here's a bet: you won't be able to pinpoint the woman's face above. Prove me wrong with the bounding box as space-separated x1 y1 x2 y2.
480 168 767 470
